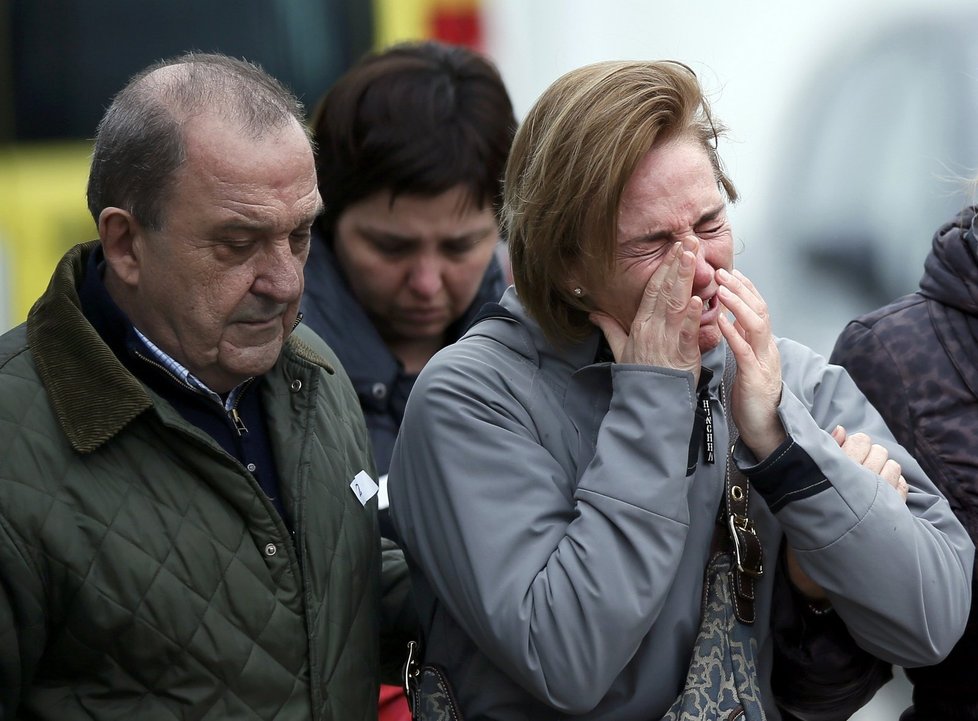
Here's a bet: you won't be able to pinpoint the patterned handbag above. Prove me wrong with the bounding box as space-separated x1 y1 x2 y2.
402 536 766 721
663 346 899 721
660 552 767 721
660 361 766 721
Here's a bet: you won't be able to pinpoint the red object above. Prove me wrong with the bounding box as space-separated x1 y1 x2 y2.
430 7 482 49
378 682 411 721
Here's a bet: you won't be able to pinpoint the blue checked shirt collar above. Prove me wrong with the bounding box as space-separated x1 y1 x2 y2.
131 327 249 411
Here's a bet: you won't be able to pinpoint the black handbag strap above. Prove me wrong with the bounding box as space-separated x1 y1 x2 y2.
721 345 764 625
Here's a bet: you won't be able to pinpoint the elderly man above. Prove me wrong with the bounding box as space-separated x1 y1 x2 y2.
0 52 412 720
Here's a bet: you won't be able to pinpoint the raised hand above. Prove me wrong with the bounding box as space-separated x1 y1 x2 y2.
590 238 703 384
716 268 785 459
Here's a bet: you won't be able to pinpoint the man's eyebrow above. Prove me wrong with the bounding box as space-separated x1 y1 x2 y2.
212 202 324 235
294 201 324 227
214 218 267 234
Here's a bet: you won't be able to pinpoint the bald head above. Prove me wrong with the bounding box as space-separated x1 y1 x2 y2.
87 52 310 231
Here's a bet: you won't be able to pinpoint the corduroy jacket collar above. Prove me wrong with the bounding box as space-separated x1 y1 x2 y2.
26 241 152 454
25 241 332 455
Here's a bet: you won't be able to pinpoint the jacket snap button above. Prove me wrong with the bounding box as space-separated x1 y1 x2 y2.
264 543 277 557
290 379 302 392
372 382 387 399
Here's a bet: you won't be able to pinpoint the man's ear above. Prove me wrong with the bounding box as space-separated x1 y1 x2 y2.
98 207 143 287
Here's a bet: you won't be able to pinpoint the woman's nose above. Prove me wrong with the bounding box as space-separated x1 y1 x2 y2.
407 256 444 298
692 248 715 287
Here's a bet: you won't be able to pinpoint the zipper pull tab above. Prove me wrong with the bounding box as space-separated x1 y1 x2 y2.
230 407 249 436
701 394 715 464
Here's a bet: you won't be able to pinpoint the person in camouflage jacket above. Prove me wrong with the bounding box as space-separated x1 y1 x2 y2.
832 205 978 720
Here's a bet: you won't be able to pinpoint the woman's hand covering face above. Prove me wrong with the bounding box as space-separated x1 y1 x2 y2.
716 268 786 459
589 237 704 387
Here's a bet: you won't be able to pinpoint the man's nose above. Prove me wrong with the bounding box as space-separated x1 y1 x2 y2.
255 242 302 301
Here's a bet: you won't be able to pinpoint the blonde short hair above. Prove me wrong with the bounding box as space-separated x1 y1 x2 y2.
504 60 737 344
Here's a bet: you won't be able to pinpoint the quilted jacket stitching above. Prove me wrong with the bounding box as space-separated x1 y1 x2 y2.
0 245 384 720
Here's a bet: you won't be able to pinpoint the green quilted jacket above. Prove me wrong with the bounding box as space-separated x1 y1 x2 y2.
0 242 412 720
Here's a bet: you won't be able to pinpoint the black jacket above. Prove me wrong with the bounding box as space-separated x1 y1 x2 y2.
832 205 978 721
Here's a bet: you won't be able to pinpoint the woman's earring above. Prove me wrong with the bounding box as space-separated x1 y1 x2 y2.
573 287 584 297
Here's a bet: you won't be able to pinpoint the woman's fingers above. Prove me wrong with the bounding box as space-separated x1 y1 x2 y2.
879 459 908 503
660 240 698 320
839 431 872 465
716 267 785 459
896 475 909 502
614 237 701 374
733 268 762 299
717 311 749 355
835 429 909 504
863 443 890 474
880 457 902 485
718 267 764 313
632 242 683 326
678 295 704 368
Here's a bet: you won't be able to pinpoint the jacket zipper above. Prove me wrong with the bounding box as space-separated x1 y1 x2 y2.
132 349 184 386
134 349 255 438
228 377 255 436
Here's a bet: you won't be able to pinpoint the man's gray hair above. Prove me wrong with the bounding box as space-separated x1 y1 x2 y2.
86 52 309 230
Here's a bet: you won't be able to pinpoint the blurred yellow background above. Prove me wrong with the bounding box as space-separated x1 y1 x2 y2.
0 142 93 325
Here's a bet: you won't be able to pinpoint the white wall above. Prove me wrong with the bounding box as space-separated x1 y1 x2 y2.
483 0 978 355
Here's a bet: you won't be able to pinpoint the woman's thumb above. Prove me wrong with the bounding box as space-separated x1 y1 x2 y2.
589 312 625 362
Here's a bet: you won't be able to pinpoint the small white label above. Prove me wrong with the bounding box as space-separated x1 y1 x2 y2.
377 474 390 511
350 470 379 507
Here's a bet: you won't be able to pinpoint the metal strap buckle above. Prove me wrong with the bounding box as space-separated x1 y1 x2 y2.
403 640 419 704
728 513 763 577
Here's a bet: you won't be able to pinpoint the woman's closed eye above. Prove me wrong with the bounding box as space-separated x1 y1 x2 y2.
618 240 671 262
697 222 727 237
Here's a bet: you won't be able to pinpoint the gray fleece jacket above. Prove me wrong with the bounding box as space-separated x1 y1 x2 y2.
389 287 973 721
